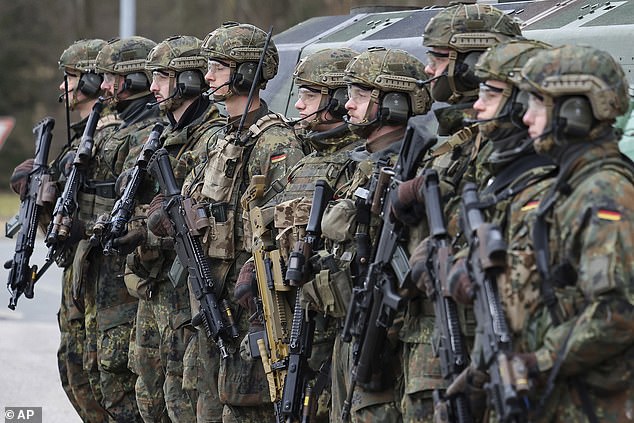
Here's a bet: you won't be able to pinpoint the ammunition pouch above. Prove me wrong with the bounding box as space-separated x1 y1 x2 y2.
301 253 353 318
321 199 357 243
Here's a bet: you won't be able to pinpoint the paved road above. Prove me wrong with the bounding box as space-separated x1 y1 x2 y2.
0 238 82 422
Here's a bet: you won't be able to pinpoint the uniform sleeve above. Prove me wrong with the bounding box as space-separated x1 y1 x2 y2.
536 176 634 376
248 126 305 185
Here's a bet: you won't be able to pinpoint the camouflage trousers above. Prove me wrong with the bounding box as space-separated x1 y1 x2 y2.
58 266 109 422
185 332 223 422
330 336 402 423
83 251 142 422
128 281 197 423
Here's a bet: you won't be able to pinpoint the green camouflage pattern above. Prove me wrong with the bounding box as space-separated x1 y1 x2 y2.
423 4 522 51
520 142 634 422
344 47 432 116
475 39 552 86
293 47 358 89
201 22 279 87
125 101 223 423
95 36 156 75
59 39 106 72
145 35 205 74
520 44 629 121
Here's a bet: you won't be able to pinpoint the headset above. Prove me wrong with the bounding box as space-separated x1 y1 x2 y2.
176 70 206 98
326 87 349 120
378 92 411 125
555 95 594 138
453 51 482 93
231 62 259 94
77 72 103 97
123 72 150 92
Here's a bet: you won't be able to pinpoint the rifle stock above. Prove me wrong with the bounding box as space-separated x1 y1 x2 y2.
5 117 55 309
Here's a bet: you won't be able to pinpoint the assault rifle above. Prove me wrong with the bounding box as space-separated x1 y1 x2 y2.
422 168 472 422
281 179 334 422
94 123 164 255
148 147 239 358
340 120 436 420
5 117 55 309
460 183 529 423
243 175 293 419
46 99 104 260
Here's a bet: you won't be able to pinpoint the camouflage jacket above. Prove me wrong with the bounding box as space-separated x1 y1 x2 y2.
522 140 634 422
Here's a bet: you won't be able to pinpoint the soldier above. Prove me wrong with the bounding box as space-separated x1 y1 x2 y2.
73 36 159 422
305 47 431 422
235 47 361 422
515 44 634 422
147 22 306 422
391 5 523 421
119 35 224 423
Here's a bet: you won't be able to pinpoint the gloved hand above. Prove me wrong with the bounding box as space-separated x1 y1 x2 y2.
10 158 35 199
445 365 490 420
147 194 173 237
391 175 426 226
111 228 146 255
408 237 434 297
512 351 538 377
447 258 474 304
234 260 256 311
115 169 133 197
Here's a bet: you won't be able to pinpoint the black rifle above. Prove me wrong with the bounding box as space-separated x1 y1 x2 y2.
46 99 104 260
340 120 436 420
281 180 334 422
422 168 472 422
148 147 239 358
460 182 528 423
95 123 165 255
5 117 55 309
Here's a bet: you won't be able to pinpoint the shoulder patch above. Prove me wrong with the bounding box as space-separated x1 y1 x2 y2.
597 209 621 221
271 153 287 164
520 200 539 212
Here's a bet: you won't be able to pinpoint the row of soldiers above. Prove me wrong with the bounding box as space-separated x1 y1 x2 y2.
8 4 633 423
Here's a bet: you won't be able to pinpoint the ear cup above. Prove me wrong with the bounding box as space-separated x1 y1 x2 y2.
557 96 593 137
327 87 349 119
177 70 205 98
454 51 481 92
77 72 103 97
232 62 258 94
123 72 150 92
379 92 410 125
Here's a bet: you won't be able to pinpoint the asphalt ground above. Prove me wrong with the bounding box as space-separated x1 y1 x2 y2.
0 238 82 422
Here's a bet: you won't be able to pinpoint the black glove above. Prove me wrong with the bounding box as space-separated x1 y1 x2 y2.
392 175 426 226
10 158 34 199
111 228 146 255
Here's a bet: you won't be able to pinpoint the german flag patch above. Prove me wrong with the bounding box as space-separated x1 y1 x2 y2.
520 200 539 212
597 209 621 221
271 153 287 164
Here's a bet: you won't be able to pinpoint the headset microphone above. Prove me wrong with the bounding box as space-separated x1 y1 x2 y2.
289 102 332 127
202 81 231 98
146 90 179 109
463 110 511 126
416 74 445 87
58 93 66 103
343 115 379 127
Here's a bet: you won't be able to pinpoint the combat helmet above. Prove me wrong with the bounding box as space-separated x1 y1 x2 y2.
146 35 207 111
58 39 106 107
344 47 432 137
474 39 551 164
201 22 279 100
423 4 522 103
520 44 629 156
95 36 156 103
293 47 358 130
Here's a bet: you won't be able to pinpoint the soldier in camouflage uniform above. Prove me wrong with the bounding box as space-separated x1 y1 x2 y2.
71 36 160 422
304 47 432 422
147 22 306 422
510 44 634 422
116 35 224 423
390 6 523 421
234 47 361 421
55 39 113 423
